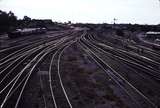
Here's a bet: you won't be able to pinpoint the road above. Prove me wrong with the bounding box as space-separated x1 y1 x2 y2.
0 29 160 108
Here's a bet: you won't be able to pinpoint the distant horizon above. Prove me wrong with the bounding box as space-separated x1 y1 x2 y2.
1 0 160 25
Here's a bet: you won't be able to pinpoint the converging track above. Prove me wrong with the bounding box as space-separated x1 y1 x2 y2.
0 29 160 108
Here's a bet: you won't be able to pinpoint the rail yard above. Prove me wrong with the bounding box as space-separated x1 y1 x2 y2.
0 27 160 108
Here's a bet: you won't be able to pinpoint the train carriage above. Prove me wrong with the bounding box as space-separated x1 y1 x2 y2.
8 28 47 38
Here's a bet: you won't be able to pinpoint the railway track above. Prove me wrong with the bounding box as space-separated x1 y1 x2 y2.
0 30 73 50
0 30 77 59
77 33 159 108
84 34 160 79
91 32 160 62
0 29 159 108
0 30 82 108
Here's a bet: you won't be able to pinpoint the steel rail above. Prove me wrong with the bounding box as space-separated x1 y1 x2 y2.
83 34 160 80
78 36 157 108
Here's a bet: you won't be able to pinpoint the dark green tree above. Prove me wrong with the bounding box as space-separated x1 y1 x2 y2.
0 10 17 33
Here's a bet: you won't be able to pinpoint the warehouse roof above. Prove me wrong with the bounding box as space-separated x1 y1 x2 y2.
146 32 160 35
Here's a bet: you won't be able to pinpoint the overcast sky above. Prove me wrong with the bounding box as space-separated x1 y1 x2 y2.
0 0 160 24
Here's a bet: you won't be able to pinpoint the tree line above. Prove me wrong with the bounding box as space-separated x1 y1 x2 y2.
0 10 56 34
0 10 17 34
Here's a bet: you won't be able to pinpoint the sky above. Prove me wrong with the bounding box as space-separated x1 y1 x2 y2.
0 0 160 24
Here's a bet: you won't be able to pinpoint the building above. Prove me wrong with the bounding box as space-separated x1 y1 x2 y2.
145 31 160 39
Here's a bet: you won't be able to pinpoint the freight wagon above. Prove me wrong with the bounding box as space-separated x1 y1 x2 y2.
8 28 47 38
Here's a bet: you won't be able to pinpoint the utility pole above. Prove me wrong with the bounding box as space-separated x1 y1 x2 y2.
113 18 117 25
112 18 118 29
